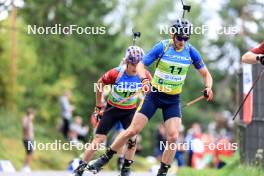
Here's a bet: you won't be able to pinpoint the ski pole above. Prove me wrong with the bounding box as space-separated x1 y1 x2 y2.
232 67 264 120
181 95 205 109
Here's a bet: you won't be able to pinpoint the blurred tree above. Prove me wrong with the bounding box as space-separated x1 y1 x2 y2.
203 0 264 112
17 0 120 122
2 0 262 156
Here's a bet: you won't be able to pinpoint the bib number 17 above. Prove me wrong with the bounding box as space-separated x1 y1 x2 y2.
169 66 182 74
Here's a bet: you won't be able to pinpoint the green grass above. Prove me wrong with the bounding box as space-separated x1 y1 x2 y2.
0 109 80 170
179 166 264 176
0 109 152 171
177 151 264 176
1 109 264 175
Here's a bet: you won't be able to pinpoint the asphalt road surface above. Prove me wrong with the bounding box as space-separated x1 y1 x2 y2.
0 171 154 176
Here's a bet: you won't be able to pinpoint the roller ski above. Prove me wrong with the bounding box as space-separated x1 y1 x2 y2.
117 159 133 176
118 167 131 176
74 153 110 175
73 160 88 176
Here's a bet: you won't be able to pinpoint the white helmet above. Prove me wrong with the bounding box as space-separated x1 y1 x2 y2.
125 46 145 64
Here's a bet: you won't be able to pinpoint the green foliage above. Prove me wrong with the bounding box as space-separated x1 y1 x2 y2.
0 109 79 169
1 0 264 167
178 153 264 176
0 19 16 108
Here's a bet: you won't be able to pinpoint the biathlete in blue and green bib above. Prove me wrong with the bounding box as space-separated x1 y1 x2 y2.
86 18 214 176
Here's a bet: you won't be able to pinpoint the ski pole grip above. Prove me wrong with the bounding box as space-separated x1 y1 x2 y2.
203 89 209 98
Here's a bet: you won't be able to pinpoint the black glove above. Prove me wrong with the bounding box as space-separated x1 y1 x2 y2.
94 112 102 122
94 105 104 121
203 89 209 98
256 55 264 65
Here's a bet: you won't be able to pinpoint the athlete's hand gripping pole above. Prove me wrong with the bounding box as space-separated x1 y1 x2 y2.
256 54 264 65
94 105 105 122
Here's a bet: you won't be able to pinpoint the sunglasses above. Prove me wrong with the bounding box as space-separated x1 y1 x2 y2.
175 35 189 42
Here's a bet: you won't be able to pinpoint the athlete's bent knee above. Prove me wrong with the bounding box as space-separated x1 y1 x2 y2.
125 128 140 138
166 131 179 143
93 135 106 143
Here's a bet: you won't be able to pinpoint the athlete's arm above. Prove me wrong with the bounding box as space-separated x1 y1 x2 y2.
137 41 164 79
242 52 258 64
198 67 213 90
190 45 213 101
242 42 264 64
136 62 152 93
136 62 148 80
95 78 104 107
145 70 152 81
198 67 213 101
96 69 119 106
